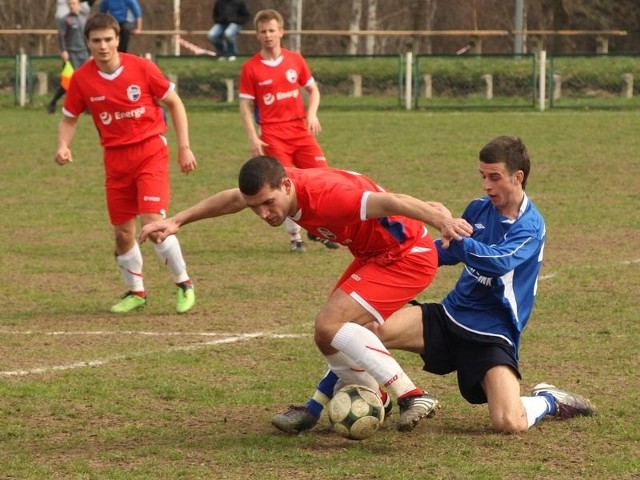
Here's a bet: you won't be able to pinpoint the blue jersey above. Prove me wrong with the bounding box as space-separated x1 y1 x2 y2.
436 194 545 356
99 0 142 23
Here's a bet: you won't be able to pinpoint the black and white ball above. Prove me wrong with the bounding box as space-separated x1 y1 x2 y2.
327 384 384 440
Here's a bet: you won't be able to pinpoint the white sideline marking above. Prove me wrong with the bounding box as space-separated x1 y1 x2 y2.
0 332 307 378
621 258 640 265
3 256 637 379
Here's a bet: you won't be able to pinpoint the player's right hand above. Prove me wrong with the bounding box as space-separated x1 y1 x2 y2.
54 147 73 166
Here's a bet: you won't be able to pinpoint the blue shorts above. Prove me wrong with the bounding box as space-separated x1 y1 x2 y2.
419 303 521 404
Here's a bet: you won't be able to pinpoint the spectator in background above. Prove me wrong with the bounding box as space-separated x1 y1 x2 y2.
48 0 91 114
99 0 143 52
55 0 93 28
207 0 251 61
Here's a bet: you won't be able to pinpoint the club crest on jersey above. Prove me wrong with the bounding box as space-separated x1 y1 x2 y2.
285 69 298 84
127 85 142 102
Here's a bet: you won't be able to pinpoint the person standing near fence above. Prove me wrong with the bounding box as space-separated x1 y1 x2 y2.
54 13 198 314
55 0 93 27
239 9 339 253
47 0 91 114
99 0 142 53
207 0 251 61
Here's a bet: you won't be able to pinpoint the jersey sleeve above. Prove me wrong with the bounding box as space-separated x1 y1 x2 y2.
144 59 172 100
445 221 544 277
238 63 256 100
62 72 87 117
295 53 313 87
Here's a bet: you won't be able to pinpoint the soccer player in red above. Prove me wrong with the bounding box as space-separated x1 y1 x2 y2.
140 156 474 432
239 9 338 253
54 13 198 314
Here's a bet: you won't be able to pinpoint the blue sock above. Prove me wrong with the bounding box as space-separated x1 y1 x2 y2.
539 392 557 416
305 370 339 419
317 370 339 398
305 399 324 419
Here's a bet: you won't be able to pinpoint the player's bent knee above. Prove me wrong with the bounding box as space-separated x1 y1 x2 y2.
491 414 528 433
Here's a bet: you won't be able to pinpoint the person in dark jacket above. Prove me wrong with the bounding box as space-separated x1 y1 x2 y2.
206 0 251 61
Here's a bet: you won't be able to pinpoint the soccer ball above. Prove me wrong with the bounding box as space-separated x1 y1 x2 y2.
327 384 385 440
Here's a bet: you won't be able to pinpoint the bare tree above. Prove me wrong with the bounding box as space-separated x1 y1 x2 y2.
348 0 363 55
289 0 303 52
365 0 377 55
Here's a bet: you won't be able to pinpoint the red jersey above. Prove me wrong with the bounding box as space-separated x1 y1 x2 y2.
239 49 314 125
286 167 429 264
63 53 171 148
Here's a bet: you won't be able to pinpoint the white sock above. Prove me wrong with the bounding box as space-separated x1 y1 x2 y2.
325 351 379 393
153 235 189 284
521 395 553 428
116 243 144 292
284 217 302 242
330 322 418 399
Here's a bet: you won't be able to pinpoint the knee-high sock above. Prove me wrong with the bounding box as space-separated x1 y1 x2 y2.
153 235 189 284
325 351 379 393
284 217 302 242
330 322 419 400
116 243 144 292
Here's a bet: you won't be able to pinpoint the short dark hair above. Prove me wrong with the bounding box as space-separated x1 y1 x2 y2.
84 13 120 39
238 156 287 196
479 136 531 189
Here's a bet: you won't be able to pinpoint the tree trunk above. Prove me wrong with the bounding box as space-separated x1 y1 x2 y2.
289 0 303 52
365 0 377 55
348 0 363 55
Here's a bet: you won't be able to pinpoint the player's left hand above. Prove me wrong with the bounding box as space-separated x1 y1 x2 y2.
140 218 178 244
307 115 321 135
178 146 197 174
439 217 473 249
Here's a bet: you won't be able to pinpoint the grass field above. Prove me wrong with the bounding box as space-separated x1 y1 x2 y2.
1 108 639 479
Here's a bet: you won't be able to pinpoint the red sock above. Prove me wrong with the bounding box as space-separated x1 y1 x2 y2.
398 388 424 400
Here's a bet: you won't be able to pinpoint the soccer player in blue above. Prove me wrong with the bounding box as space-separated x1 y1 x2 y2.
273 135 595 434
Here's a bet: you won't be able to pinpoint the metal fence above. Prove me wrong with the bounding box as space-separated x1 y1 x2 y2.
3 53 640 111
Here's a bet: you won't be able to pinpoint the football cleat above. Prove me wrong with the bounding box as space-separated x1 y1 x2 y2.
110 291 146 313
396 392 440 432
532 383 596 419
289 240 306 253
307 232 340 250
175 283 195 314
272 405 319 433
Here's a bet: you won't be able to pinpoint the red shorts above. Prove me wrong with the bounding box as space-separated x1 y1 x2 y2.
104 135 170 225
260 121 328 168
336 230 438 323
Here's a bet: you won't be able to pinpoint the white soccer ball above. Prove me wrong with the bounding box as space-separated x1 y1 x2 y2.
327 384 385 440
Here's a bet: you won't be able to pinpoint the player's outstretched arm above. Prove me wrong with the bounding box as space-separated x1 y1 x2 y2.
365 192 473 247
140 188 248 244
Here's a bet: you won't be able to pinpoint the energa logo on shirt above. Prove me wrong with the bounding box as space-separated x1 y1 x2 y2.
263 89 299 106
98 106 146 125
